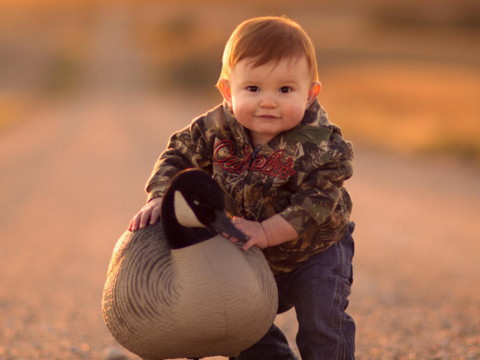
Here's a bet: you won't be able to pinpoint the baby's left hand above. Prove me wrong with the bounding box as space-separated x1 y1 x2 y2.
231 217 269 251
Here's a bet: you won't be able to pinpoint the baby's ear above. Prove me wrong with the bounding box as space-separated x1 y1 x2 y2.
217 79 232 106
307 82 321 106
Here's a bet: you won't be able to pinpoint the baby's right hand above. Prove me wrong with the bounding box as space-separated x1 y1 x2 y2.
128 197 163 231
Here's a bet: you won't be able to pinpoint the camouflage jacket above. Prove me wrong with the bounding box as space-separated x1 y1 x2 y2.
146 100 354 274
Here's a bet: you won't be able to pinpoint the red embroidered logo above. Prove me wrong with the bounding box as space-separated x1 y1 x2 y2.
213 140 296 179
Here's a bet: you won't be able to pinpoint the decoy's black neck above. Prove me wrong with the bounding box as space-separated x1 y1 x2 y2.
161 185 215 250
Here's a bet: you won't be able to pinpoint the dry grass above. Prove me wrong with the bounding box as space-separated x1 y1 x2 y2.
320 63 480 162
0 93 28 130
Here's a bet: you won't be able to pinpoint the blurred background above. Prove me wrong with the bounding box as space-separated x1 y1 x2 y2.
1 0 479 359
1 0 479 160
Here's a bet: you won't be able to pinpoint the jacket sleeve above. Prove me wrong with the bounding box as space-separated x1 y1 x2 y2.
278 131 353 236
145 117 213 202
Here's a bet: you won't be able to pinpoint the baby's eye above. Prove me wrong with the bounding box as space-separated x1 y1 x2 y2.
246 86 259 92
280 86 292 93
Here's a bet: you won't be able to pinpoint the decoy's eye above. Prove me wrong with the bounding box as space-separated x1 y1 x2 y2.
193 200 200 206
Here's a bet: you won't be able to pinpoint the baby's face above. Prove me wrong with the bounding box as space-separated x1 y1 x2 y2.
220 56 320 145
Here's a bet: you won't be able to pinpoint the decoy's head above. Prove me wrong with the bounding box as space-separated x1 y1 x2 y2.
161 169 248 249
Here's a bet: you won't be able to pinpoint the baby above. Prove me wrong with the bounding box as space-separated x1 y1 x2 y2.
130 16 355 360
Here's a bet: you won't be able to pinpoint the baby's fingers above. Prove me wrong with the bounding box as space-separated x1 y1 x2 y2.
149 206 161 225
242 240 253 251
138 209 153 229
128 213 142 231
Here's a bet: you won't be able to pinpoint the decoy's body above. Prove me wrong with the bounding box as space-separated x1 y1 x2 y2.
102 170 278 360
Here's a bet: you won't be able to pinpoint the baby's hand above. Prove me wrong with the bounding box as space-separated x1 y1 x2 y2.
231 214 298 251
128 198 163 231
231 217 269 251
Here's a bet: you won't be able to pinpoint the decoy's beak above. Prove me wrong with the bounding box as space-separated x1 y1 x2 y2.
210 210 249 243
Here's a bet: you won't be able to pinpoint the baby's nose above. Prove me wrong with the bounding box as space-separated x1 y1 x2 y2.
259 95 277 108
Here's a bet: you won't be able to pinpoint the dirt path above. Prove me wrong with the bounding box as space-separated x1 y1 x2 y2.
346 148 480 360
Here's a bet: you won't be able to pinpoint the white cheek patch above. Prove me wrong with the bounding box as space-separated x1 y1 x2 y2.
174 191 206 228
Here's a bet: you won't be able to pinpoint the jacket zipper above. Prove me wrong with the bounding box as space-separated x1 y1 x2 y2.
249 144 262 168
241 144 262 218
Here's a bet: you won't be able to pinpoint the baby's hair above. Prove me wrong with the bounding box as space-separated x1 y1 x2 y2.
218 16 319 84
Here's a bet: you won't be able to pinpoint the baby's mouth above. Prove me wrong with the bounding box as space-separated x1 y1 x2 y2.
256 114 279 119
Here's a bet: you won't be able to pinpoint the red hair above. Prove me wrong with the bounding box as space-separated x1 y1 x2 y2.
218 16 319 84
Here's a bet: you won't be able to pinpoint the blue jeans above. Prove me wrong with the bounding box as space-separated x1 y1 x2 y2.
237 222 356 360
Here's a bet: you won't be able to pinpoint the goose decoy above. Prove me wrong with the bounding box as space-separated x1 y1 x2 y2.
102 169 278 360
